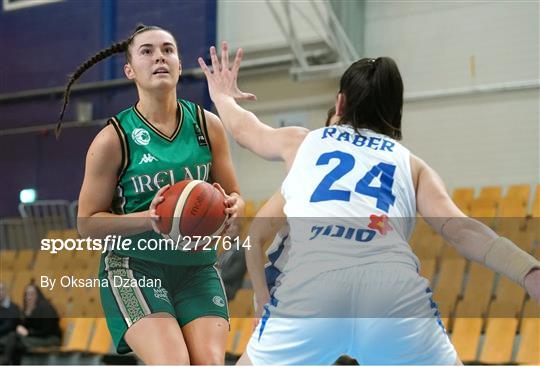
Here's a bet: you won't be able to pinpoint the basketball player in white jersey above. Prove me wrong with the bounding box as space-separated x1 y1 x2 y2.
199 42 540 365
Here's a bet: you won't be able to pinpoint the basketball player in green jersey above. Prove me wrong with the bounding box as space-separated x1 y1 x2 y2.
57 25 246 364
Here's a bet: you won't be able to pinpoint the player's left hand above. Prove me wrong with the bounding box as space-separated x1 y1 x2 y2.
213 183 244 237
148 184 171 234
524 269 540 303
198 41 257 103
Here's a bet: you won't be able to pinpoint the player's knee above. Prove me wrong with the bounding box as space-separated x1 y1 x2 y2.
191 349 224 365
146 352 189 365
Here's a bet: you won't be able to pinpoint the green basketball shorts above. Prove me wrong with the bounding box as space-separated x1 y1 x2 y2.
99 251 229 354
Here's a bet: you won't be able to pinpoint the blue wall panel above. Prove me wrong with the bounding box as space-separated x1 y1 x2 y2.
0 1 102 93
0 0 217 217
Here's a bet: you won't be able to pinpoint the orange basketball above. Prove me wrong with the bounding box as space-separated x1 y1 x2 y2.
156 180 227 239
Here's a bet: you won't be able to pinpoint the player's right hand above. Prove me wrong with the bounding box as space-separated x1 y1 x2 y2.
148 184 170 234
198 41 257 103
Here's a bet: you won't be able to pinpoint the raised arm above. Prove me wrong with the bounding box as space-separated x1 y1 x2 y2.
411 154 539 301
198 42 308 168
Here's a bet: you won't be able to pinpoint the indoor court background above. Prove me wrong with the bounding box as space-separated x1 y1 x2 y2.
0 0 538 365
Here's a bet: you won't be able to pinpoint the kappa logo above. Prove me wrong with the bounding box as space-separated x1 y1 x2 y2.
153 287 171 305
138 153 159 164
132 128 151 146
212 296 225 307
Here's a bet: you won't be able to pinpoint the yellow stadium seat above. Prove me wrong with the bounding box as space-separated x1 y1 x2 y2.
55 250 76 271
470 197 498 224
69 287 95 317
494 276 525 313
452 187 475 214
226 317 243 355
228 288 254 318
62 229 80 239
49 289 70 317
418 258 436 283
227 318 255 356
244 200 257 217
78 250 101 270
480 301 519 364
46 230 64 240
410 218 443 260
411 216 434 239
59 317 70 335
236 318 255 356
32 250 57 272
516 300 540 365
87 318 113 355
83 297 104 318
506 184 531 207
527 187 540 247
531 184 540 217
433 258 466 317
13 249 35 271
0 271 14 288
497 197 528 245
479 186 502 203
440 317 450 332
1 249 17 271
61 318 94 352
452 301 484 363
461 263 494 312
439 242 461 259
11 270 34 305
499 197 527 218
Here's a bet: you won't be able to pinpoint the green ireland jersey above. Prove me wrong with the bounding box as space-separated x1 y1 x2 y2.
108 99 216 265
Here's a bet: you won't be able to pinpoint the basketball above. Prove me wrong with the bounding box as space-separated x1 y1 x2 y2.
156 180 228 239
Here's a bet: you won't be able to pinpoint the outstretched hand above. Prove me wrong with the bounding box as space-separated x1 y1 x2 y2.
198 41 257 103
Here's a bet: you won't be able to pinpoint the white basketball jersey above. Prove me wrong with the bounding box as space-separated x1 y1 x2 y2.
280 126 419 276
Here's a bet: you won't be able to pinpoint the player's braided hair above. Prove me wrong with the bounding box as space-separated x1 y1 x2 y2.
56 24 164 138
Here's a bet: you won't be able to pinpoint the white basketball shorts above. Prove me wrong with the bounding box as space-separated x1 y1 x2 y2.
247 262 457 365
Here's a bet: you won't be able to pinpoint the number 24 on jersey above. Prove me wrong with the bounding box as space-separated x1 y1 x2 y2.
310 151 396 213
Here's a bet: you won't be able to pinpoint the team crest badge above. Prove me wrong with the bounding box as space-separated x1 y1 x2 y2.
212 296 225 307
132 128 151 146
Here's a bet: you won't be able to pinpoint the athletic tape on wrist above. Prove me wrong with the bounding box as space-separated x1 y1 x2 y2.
484 237 540 288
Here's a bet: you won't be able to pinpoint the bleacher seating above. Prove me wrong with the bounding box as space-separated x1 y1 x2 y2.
408 184 538 364
480 301 520 364
515 300 540 365
452 187 475 214
1 184 538 364
452 301 484 362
